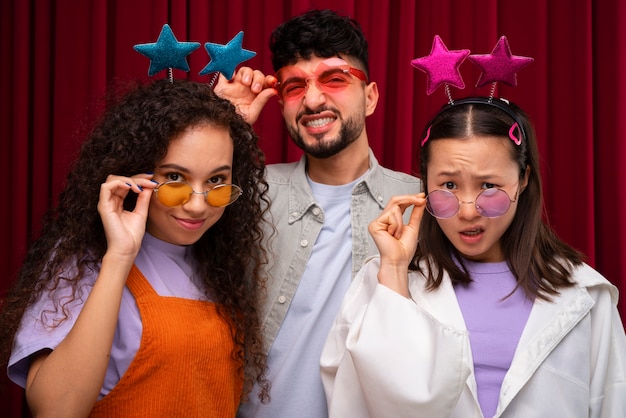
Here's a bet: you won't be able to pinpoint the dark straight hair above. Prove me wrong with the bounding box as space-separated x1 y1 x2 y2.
412 98 584 300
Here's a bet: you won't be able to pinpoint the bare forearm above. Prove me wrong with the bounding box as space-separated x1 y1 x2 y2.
25 253 134 416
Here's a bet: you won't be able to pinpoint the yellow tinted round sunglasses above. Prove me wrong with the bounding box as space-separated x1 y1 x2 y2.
153 181 242 207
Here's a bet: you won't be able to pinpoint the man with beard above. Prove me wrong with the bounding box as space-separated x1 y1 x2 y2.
218 10 422 418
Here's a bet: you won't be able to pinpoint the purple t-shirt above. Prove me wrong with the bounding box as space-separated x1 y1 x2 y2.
8 233 210 399
453 259 533 418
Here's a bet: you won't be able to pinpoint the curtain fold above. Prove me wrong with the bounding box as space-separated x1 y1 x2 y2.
1 0 624 414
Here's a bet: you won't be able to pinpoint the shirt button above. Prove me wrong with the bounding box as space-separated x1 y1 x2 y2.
278 295 287 303
312 207 321 215
300 239 308 247
377 195 384 202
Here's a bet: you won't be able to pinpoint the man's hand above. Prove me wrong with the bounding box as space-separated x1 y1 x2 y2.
214 67 278 124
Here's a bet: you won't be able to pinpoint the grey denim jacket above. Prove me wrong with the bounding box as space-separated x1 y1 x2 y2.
259 150 422 352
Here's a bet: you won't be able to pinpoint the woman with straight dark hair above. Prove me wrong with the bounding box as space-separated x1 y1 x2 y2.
321 97 626 418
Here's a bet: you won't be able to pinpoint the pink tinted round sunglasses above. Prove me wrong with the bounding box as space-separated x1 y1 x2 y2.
426 187 518 219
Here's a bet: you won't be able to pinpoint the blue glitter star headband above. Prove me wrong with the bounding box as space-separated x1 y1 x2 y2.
134 24 256 85
412 35 533 146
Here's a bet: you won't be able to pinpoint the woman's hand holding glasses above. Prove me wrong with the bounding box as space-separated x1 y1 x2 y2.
368 193 426 298
97 173 157 262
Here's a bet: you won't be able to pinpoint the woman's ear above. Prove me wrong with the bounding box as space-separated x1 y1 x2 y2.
520 165 531 192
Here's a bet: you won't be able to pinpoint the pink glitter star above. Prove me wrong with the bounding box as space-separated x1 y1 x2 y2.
411 35 470 95
468 36 534 88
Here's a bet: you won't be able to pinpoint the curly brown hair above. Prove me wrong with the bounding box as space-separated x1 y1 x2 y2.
0 79 271 403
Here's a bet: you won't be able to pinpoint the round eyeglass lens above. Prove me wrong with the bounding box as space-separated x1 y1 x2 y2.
157 182 192 206
475 188 511 217
426 190 459 218
207 184 242 207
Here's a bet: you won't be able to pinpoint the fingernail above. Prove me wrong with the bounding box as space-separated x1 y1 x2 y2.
125 182 132 187
150 180 159 184
145 171 153 175
243 74 251 83
137 185 143 191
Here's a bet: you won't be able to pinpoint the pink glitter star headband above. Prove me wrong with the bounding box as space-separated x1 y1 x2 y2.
412 35 533 146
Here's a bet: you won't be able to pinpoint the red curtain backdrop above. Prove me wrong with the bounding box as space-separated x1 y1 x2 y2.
1 0 624 414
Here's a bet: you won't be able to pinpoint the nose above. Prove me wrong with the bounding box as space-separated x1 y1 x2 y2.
183 190 209 212
457 198 480 220
302 78 327 108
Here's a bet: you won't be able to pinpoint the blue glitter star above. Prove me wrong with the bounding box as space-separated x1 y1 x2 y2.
134 24 200 76
199 31 256 79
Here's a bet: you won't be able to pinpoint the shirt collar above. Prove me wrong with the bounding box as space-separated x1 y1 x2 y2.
286 149 385 223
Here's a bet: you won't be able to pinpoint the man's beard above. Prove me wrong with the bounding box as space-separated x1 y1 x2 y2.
287 112 365 159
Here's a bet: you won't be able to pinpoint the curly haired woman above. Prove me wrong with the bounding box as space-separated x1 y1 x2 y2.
0 79 271 417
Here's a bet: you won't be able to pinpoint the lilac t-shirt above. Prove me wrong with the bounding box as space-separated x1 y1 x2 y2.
8 233 209 399
453 259 533 418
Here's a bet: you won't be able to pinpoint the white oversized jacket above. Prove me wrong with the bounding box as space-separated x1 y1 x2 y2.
321 256 626 418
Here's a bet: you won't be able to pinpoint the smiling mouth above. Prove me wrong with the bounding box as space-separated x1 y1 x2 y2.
176 218 205 230
305 117 334 128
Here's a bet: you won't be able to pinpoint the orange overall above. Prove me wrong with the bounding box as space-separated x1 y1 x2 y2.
90 265 243 417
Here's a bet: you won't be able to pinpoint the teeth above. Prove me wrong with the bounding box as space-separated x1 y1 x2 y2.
463 229 481 236
306 117 334 128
